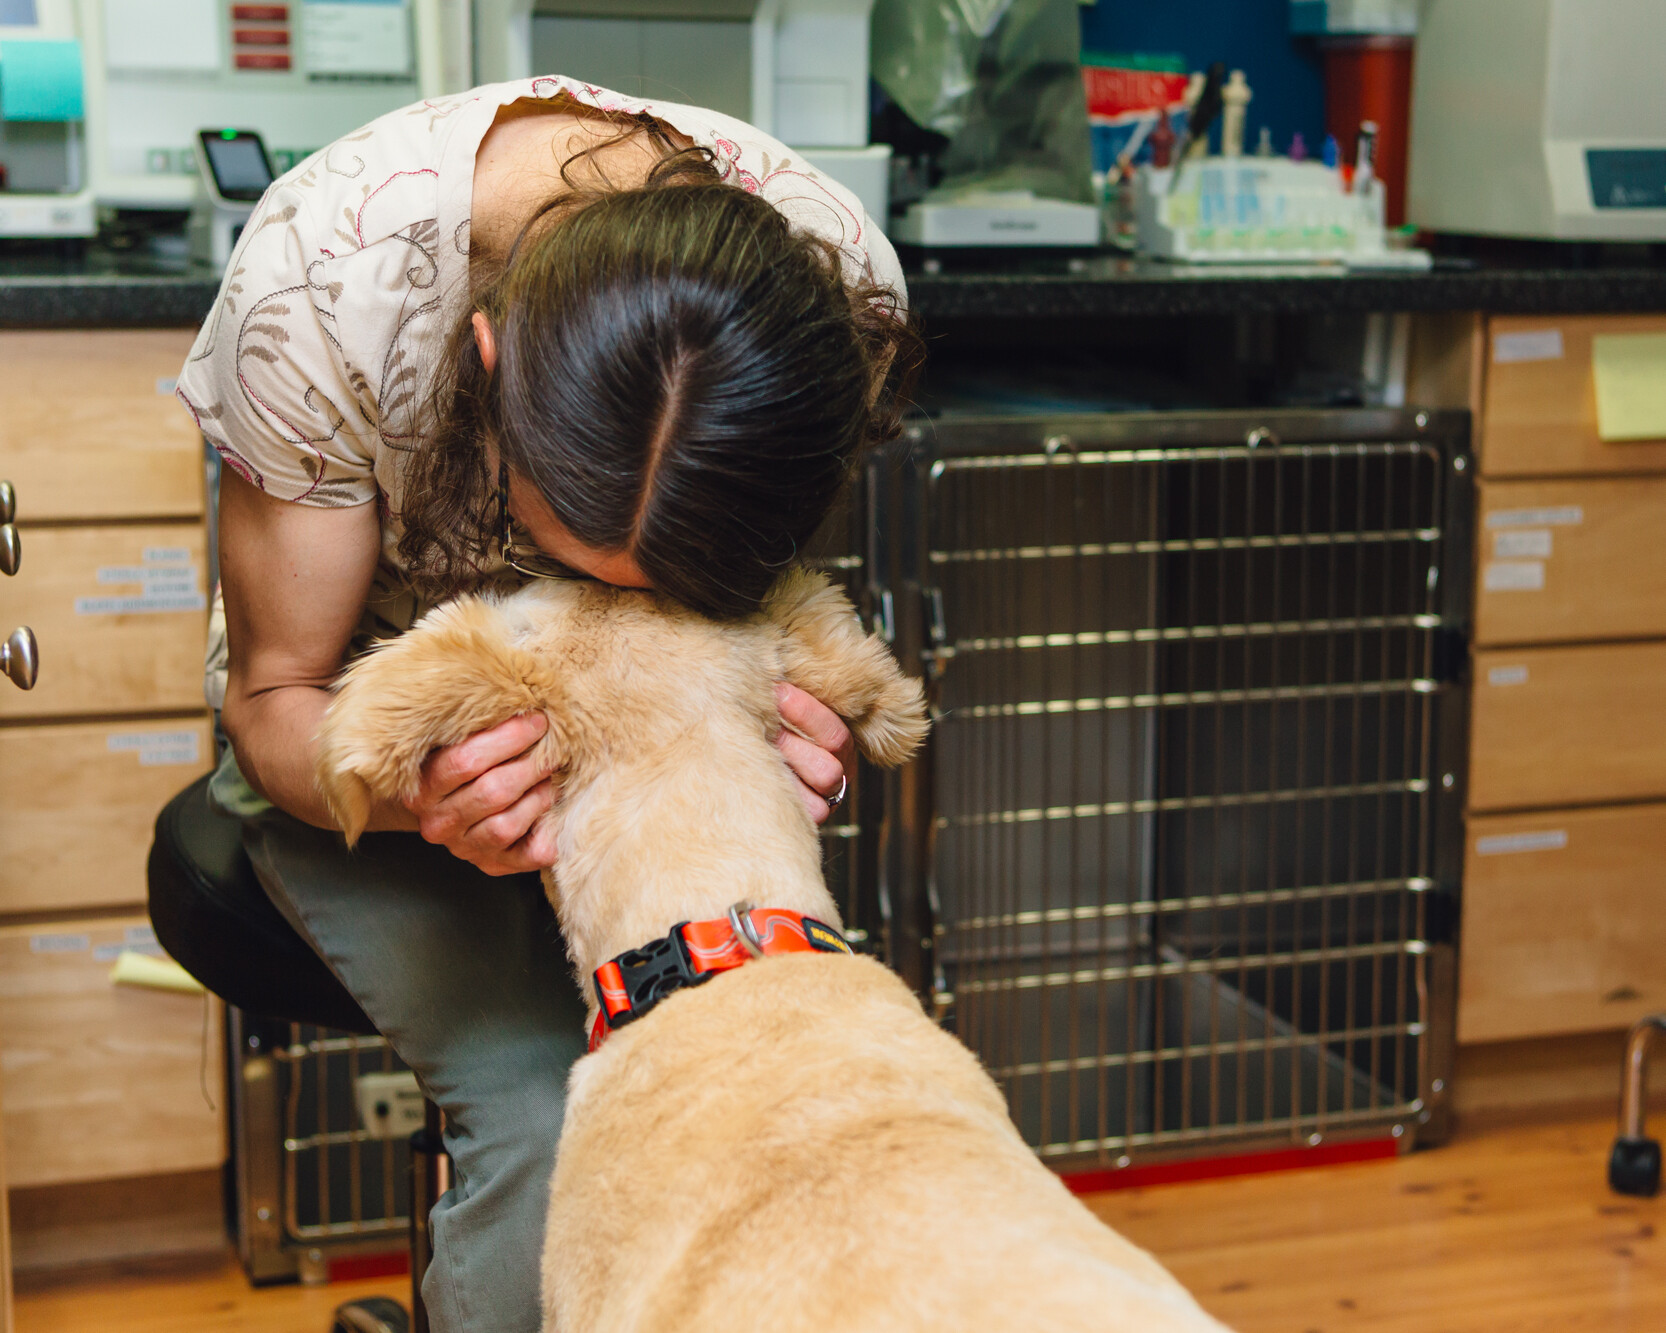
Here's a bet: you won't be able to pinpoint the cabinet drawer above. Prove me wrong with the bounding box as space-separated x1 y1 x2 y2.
1470 641 1666 811
1460 803 1666 1042
1483 315 1666 477
0 524 207 720
1475 477 1666 645
0 330 202 522
0 719 212 915
0 918 224 1188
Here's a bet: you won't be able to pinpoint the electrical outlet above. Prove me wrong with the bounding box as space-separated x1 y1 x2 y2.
353 1070 425 1140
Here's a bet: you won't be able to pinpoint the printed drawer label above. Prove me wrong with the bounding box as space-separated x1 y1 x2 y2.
82 551 206 615
107 730 202 766
1483 561 1545 592
1487 665 1529 686
30 933 89 953
1486 506 1583 529
1493 329 1565 364
1493 529 1552 559
1476 829 1568 856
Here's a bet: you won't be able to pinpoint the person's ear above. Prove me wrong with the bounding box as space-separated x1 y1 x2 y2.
472 311 498 375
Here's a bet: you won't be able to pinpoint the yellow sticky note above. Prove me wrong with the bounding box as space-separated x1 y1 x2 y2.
1592 333 1666 442
109 949 204 995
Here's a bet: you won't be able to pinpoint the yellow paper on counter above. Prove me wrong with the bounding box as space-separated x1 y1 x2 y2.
1592 333 1666 441
109 949 203 995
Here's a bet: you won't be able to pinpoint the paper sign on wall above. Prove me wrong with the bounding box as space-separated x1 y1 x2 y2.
1593 332 1666 441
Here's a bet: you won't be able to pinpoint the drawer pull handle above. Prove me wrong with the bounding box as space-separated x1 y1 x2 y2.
0 479 13 525
2 625 37 690
0 523 18 577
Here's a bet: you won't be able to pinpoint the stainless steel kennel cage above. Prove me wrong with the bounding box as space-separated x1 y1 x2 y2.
227 407 1471 1276
872 407 1470 1169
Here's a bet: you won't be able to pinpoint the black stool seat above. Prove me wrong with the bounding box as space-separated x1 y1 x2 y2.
148 772 375 1035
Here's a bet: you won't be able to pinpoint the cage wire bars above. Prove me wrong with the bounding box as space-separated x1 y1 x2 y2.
883 409 1469 1169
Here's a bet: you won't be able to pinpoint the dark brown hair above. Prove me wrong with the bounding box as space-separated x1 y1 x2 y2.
398 111 922 619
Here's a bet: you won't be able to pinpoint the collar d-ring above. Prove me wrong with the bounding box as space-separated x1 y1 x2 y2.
727 900 765 958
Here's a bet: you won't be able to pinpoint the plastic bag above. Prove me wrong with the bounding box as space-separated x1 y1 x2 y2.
871 0 1094 203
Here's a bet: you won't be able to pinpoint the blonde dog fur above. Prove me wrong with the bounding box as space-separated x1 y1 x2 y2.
316 570 1231 1333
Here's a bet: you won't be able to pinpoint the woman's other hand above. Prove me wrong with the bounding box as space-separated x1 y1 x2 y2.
408 713 560 875
774 682 856 825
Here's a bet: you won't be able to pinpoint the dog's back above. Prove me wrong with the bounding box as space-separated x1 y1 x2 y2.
544 953 1231 1333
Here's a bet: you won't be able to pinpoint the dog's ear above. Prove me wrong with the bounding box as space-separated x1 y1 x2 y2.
766 569 929 769
315 595 570 844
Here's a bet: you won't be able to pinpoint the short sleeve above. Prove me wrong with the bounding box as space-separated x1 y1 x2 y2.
175 186 381 508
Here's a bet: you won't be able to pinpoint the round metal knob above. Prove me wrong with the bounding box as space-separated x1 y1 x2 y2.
2 625 38 690
0 523 19 577
0 480 13 525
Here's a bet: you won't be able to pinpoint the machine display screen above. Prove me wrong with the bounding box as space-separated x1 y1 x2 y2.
1588 149 1666 210
201 132 274 202
0 0 39 26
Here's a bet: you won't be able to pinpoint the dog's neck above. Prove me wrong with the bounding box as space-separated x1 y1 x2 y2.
545 838 841 995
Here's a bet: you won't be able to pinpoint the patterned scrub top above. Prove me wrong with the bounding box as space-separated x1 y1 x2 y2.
176 75 907 712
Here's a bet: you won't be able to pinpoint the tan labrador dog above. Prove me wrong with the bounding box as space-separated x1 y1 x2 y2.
316 570 1231 1333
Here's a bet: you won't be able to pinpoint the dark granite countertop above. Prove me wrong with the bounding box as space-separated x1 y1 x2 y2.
4 243 1666 328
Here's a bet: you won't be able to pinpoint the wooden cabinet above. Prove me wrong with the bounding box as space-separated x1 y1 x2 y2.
1456 309 1666 1053
1461 804 1666 1042
1470 642 1666 812
0 719 214 915
0 330 203 522
0 328 222 1227
1475 477 1666 646
0 524 208 720
1483 314 1666 477
0 920 223 1187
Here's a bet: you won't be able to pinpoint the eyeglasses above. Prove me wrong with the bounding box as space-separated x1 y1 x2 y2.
498 462 591 582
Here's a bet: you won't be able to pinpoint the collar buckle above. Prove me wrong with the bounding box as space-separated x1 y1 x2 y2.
596 923 712 1034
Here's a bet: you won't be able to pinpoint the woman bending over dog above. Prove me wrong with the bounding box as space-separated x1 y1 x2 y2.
176 78 920 1332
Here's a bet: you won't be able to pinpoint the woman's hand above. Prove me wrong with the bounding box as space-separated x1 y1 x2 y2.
407 713 561 875
775 682 856 825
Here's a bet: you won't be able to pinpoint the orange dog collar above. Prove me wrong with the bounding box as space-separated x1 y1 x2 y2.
589 906 853 1052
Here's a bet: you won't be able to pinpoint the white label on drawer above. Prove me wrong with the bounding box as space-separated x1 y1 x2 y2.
98 564 197 586
143 547 191 563
155 377 177 396
96 941 163 962
1493 529 1553 559
77 592 207 615
1487 664 1529 686
1494 329 1565 363
1483 560 1545 591
1486 506 1583 528
1476 829 1568 856
30 933 89 953
108 729 201 766
125 924 159 947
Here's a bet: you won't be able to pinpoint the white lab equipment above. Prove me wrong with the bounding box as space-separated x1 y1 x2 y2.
187 126 273 268
1408 0 1666 241
474 0 890 224
0 0 96 236
1136 157 1430 268
0 0 468 236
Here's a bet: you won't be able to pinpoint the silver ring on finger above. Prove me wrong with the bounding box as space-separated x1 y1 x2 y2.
825 772 848 812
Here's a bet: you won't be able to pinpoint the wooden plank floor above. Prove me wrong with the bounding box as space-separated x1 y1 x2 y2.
14 1116 1661 1331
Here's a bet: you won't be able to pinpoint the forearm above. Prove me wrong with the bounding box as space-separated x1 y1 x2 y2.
224 680 418 834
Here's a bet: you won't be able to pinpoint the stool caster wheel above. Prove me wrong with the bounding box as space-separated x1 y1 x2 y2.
1610 1136 1662 1197
332 1296 409 1333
